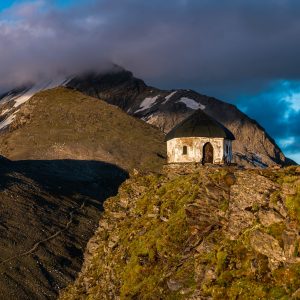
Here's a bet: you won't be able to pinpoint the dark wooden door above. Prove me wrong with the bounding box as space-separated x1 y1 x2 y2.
203 142 213 164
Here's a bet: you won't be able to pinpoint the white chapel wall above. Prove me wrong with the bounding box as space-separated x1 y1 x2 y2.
167 137 225 164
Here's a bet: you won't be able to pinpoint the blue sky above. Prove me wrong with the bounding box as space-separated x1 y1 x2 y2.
0 0 16 10
0 0 79 11
0 0 299 164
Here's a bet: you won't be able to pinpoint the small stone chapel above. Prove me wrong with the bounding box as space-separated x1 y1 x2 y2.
166 110 235 165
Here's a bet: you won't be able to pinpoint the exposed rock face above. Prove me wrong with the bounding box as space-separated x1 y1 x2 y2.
258 209 283 227
225 171 278 239
66 68 289 167
60 165 300 299
67 68 148 111
249 230 286 270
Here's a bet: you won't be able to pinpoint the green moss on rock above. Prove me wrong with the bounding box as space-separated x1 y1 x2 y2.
60 167 300 300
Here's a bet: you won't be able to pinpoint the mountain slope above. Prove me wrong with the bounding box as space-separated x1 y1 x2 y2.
0 67 291 167
67 69 288 167
0 87 166 171
0 157 127 299
61 165 300 299
0 87 166 299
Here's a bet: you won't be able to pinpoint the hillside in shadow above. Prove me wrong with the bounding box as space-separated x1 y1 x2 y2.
0 157 128 299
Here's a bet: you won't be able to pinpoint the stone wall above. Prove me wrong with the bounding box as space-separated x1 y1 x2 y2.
167 137 232 164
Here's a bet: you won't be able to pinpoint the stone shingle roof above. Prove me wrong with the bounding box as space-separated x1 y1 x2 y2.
165 109 235 141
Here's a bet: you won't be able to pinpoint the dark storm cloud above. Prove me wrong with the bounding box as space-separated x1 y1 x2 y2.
1 0 300 89
0 0 299 160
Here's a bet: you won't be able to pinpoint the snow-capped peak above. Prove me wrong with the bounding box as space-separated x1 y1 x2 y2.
4 76 71 108
0 76 72 130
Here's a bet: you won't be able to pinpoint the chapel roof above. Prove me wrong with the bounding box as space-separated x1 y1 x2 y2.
165 109 235 141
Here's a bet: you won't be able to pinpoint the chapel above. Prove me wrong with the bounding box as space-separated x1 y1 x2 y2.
166 110 235 164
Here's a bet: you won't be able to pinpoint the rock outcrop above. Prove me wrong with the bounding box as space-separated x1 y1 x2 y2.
60 165 300 299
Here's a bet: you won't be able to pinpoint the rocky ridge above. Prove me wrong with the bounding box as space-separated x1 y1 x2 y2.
61 165 300 299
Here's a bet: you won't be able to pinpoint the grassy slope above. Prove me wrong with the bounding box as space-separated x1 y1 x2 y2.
61 166 300 300
0 87 166 172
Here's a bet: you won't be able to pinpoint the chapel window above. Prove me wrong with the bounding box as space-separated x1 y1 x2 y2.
183 146 188 155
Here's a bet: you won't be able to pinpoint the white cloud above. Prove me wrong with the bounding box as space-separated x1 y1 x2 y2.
285 152 300 164
284 93 300 112
279 136 295 148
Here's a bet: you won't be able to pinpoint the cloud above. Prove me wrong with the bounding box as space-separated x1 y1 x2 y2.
0 0 299 162
1 0 300 89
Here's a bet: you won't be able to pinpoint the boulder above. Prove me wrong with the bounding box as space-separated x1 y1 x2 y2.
250 229 285 270
258 209 283 227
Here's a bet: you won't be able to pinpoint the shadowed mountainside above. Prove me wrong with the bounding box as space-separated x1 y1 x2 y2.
0 157 128 299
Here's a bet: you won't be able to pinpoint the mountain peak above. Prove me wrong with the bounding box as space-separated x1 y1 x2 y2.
0 68 292 167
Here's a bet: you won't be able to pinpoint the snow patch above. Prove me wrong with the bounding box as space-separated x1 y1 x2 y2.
1 108 10 116
0 109 19 130
12 77 71 108
135 95 160 113
162 91 177 104
0 76 71 109
178 97 205 110
0 76 71 130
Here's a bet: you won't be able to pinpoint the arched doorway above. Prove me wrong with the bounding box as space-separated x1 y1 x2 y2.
202 142 214 164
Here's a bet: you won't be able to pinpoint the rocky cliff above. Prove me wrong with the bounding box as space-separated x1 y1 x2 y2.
61 165 300 299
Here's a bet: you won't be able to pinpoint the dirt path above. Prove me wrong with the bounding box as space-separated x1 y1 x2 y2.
0 200 86 265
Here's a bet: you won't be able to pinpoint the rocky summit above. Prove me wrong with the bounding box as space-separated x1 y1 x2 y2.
60 165 300 300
